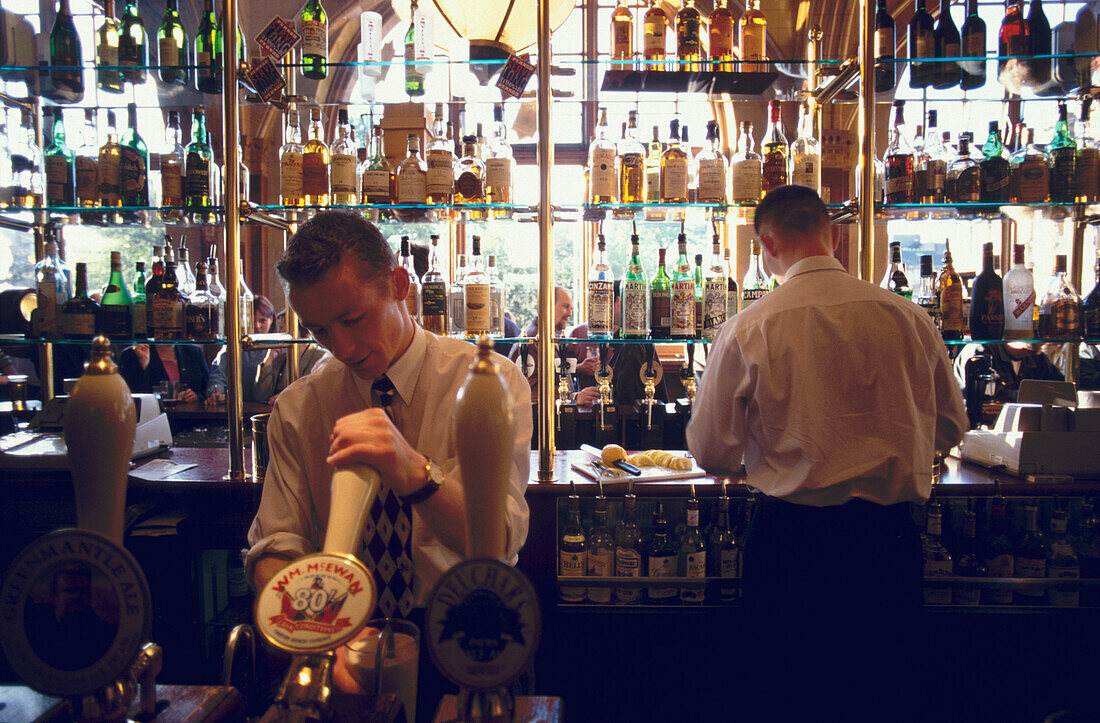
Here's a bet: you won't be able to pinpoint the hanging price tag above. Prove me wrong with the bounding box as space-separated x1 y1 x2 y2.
247 57 286 103
495 53 536 99
256 17 300 59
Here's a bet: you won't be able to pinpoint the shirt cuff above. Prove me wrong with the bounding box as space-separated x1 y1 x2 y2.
244 531 311 590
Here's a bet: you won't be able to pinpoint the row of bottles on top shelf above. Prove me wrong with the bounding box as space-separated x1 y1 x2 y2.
32 236 252 342
559 489 1100 607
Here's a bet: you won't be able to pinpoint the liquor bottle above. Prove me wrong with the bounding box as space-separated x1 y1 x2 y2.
695 121 727 207
421 235 448 335
984 496 1015 604
742 238 769 311
151 256 184 340
643 0 668 70
610 1 633 71
10 110 42 210
588 108 617 204
1049 102 1077 204
1048 509 1080 607
1016 503 1048 604
1026 0 1052 86
739 0 767 72
360 124 393 206
646 503 678 604
642 126 665 219
184 109 213 223
157 0 189 87
761 101 789 193
195 0 220 94
1037 255 1081 339
703 237 727 338
60 263 100 340
159 111 184 223
206 254 225 339
670 234 695 339
952 500 984 605
302 108 330 207
237 265 254 337
660 119 689 204
731 121 763 204
614 492 644 604
998 0 1031 91
1074 502 1100 606
875 0 896 92
704 493 738 603
131 261 147 338
588 235 614 340
587 493 614 604
621 235 648 338
619 111 647 207
97 251 134 338
404 0 427 97
1010 126 1050 203
675 0 703 72
881 241 912 298
118 0 147 85
426 105 454 206
911 122 927 202
920 112 948 203
144 245 164 334
1076 99 1100 203
725 248 738 318
487 255 504 338
34 241 70 338
559 492 587 603
884 101 915 203
280 106 304 208
933 0 962 89
1084 252 1100 338
710 0 735 71
119 103 149 224
184 260 216 340
454 134 488 220
938 240 965 341
97 0 123 94
922 500 953 605
298 0 328 80
970 242 1005 340
960 0 987 89
979 121 1010 203
948 135 981 203
692 253 705 337
449 254 467 336
789 102 821 192
177 244 196 298
909 0 936 88
45 109 76 214
679 494 706 604
486 104 514 217
50 0 84 103
463 236 491 339
400 238 420 323
1003 244 1036 339
326 108 357 206
651 247 672 338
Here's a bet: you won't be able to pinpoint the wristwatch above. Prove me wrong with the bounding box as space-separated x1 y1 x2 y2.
402 458 444 505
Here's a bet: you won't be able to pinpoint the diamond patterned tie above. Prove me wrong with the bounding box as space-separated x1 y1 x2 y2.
365 375 415 618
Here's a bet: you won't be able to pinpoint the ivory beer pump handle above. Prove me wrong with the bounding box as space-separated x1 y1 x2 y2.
322 464 381 555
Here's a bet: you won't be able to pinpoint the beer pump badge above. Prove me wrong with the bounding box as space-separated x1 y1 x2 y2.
425 559 541 691
256 552 376 653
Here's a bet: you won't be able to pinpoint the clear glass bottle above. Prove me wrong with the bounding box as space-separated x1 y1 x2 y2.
426 104 455 206
330 108 358 206
679 494 707 604
280 105 304 208
610 0 634 70
660 119 689 204
790 101 821 192
920 111 948 203
396 134 428 207
884 101 915 203
741 238 769 311
587 493 614 604
731 121 763 205
948 135 981 203
739 0 768 72
97 0 123 94
454 134 487 221
486 103 515 218
696 120 728 206
95 110 121 223
587 235 614 340
619 110 647 207
421 234 448 336
644 125 665 219
184 260 216 340
589 108 618 204
725 247 738 318
650 247 672 338
206 254 226 339
34 240 71 338
302 107 330 207
670 233 695 338
915 254 940 327
922 499 954 605
881 241 912 298
177 244 195 298
449 254 467 337
487 254 504 338
160 111 185 223
1038 254 1082 339
761 100 788 193
558 492 587 603
1048 508 1080 607
614 492 644 604
400 237 420 324
463 237 491 339
1011 127 1051 203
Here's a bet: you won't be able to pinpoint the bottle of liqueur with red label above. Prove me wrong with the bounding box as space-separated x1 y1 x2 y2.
909 0 936 88
959 0 987 89
984 496 1015 604
679 493 706 604
1048 102 1077 203
1038 254 1081 339
1083 252 1100 338
587 235 614 340
61 263 100 340
610 0 633 70
646 503 678 604
970 242 1005 340
923 499 953 605
1010 126 1050 202
299 0 328 80
119 103 148 225
1015 503 1048 605
948 135 981 203
920 112 948 203
938 240 965 341
623 234 649 338
980 122 1010 203
650 247 672 338
98 251 134 338
875 0 896 92
884 101 915 203
1076 99 1100 203
998 0 1030 91
952 500 984 605
1003 243 1036 339
670 233 695 338
933 0 962 88
589 108 618 204
184 110 213 224
761 100 788 193
559 492 587 603
587 493 614 604
614 491 644 604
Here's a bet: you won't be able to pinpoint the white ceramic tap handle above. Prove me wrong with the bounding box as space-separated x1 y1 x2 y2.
323 464 381 555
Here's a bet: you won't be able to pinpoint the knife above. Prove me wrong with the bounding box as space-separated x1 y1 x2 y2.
580 444 641 476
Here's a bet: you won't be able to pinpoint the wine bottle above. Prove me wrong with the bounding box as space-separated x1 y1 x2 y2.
299 0 328 80
959 0 987 89
933 0 962 89
96 0 123 94
969 242 1004 340
118 0 148 85
50 0 84 103
195 0 221 94
875 0 896 92
98 251 134 338
157 0 189 87
909 0 936 88
1026 0 1052 86
184 110 213 223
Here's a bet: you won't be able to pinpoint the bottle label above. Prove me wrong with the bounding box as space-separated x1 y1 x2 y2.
330 154 356 194
486 158 513 195
559 549 586 602
613 21 632 56
361 169 391 199
644 21 665 55
731 159 762 201
622 279 648 335
45 156 70 204
618 153 644 202
1008 288 1035 323
133 300 147 335
791 156 820 190
300 19 327 57
1076 148 1100 200
61 310 96 337
985 553 1014 603
302 152 329 196
75 157 97 201
645 168 662 203
489 287 503 334
703 278 726 333
159 37 180 67
421 281 447 318
151 297 182 333
662 158 688 200
647 555 676 599
741 287 767 311
119 147 147 201
1050 148 1076 200
697 159 727 202
281 152 303 198
36 277 58 336
615 548 642 603
926 160 947 196
587 279 613 335
719 549 738 578
1053 299 1080 336
161 163 183 203
185 304 211 338
397 171 427 203
1049 543 1080 607
1016 555 1047 603
762 152 787 191
922 559 953 605
588 549 612 603
184 154 210 199
99 40 118 67
1017 160 1050 202
741 26 765 64
875 28 893 58
464 283 491 333
727 289 738 318
450 289 465 331
940 285 964 331
960 31 986 74
681 551 706 603
426 154 454 196
455 171 483 200
885 171 912 197
651 289 671 332
670 279 695 336
590 148 617 198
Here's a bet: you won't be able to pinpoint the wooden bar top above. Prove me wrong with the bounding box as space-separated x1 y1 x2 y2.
0 684 243 722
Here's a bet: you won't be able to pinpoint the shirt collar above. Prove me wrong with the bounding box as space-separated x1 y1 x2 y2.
350 325 427 407
784 254 845 280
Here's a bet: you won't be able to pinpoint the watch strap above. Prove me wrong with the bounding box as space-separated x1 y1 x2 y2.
401 460 442 505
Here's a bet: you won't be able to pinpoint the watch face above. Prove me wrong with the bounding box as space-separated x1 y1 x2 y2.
428 460 445 486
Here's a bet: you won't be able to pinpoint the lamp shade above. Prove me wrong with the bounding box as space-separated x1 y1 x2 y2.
429 0 575 56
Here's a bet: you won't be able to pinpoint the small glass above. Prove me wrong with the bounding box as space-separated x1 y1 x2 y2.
251 413 270 482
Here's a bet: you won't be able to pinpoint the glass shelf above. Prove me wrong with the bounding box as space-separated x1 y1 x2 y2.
0 205 226 214
944 336 1098 346
0 335 226 346
881 52 1100 63
874 201 1099 221
549 337 713 345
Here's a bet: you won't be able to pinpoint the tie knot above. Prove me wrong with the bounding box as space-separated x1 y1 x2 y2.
372 375 396 408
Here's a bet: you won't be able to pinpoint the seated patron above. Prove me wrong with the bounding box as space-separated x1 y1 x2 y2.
118 343 209 402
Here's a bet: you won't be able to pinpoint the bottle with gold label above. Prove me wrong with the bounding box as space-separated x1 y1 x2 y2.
454 134 487 221
643 125 666 220
696 120 728 207
302 107 330 206
643 0 668 70
660 119 689 203
739 0 768 72
761 101 788 193
710 0 735 71
618 111 646 208
279 105 304 208
330 108 358 206
463 236 491 339
396 133 428 207
676 0 703 72
160 110 184 223
611 0 634 70
589 107 618 204
426 104 454 206
937 240 964 341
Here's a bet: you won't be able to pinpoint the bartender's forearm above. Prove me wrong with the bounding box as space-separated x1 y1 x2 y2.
414 477 469 556
253 554 294 590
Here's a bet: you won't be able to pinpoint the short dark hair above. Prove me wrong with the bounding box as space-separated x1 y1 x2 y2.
253 295 275 320
277 211 396 287
754 185 830 237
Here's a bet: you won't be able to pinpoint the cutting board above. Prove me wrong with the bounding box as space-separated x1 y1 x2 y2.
570 451 707 486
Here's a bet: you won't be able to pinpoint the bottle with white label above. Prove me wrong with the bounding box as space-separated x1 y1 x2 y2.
922 500 953 605
298 0 328 80
790 100 821 191
647 503 678 603
696 120 728 210
449 254 466 337
396 134 428 205
724 247 738 318
703 237 728 338
400 237 420 323
707 493 740 603
622 234 649 338
614 493 644 605
588 107 618 204
463 237 491 339
741 238 768 311
660 119 689 203
670 233 695 338
1015 503 1048 604
487 254 504 338
587 235 614 339
1048 509 1080 607
426 104 454 205
559 493 587 603
1003 243 1036 339
730 121 763 204
587 494 614 604
279 105 304 208
34 240 72 338
330 108 357 206
679 495 707 603
486 103 515 218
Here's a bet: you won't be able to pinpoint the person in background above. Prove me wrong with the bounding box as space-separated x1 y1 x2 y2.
953 342 1065 402
508 286 575 401
686 186 967 722
118 342 209 401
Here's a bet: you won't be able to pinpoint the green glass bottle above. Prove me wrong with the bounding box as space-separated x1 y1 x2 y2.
132 261 148 338
158 0 189 86
184 109 213 223
650 246 671 338
119 103 149 224
693 252 705 338
622 233 649 338
299 0 328 80
118 0 148 85
44 110 76 212
98 251 134 338
195 0 221 94
404 0 426 97
1049 101 1077 204
670 233 695 338
96 0 123 94
980 121 1010 203
49 0 84 103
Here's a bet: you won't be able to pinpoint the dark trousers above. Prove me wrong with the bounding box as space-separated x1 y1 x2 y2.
740 495 925 723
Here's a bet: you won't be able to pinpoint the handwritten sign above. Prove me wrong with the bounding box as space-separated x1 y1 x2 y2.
256 17 300 60
495 54 536 99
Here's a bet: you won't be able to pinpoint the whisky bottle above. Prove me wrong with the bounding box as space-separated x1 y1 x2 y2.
909 0 936 88
922 499 954 605
1010 127 1050 203
980 121 1010 203
937 240 965 341
151 257 184 340
1048 508 1080 607
614 492 644 604
34 240 71 338
643 0 668 70
875 0 896 92
400 237 420 323
1048 102 1077 204
610 0 634 71
158 0 189 86
1003 243 1036 339
118 0 148 85
184 109 213 224
932 0 961 89
693 253 704 337
646 503 678 604
206 254 226 338
159 111 184 223
1038 254 1081 339
960 0 987 90
670 234 695 339
299 0 328 80
302 107 330 207
742 238 768 311
739 0 767 72
970 241 1004 340
1015 503 1048 605
449 254 466 336
97 0 123 94
60 263 99 340
707 493 739 603
915 255 939 326
330 108 358 206
679 494 706 604
486 104 515 217
643 125 665 219
623 234 648 338
589 108 618 204
1083 253 1100 338
280 106 304 207
619 111 647 207
559 492 587 603
119 103 149 224
454 134 488 220
881 241 912 298
587 235 614 340
884 101 915 203
184 260 216 340
426 104 455 206
360 124 393 207
984 496 1015 604
50 0 84 103
696 120 728 205
195 0 220 94
761 100 788 193
947 135 981 203
703 237 727 338
710 0 735 71
421 234 448 335
951 500 983 605
1075 99 1100 203
790 101 821 192
650 247 672 338
660 119 689 203
731 121 763 204
132 261 147 338
587 493 614 604
44 109 76 214
487 255 505 338
675 0 703 72
463 236 491 339
75 110 98 220
920 112 948 203
725 248 738 318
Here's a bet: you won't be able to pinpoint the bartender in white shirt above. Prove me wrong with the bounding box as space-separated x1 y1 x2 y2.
687 186 967 722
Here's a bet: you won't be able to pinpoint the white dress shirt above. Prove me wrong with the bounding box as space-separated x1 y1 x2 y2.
687 255 967 507
245 325 532 604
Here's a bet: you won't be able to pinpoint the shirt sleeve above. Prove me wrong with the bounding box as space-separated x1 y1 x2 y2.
686 322 749 473
931 337 969 454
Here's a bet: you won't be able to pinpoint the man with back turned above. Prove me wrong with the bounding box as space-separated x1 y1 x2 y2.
687 186 967 720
